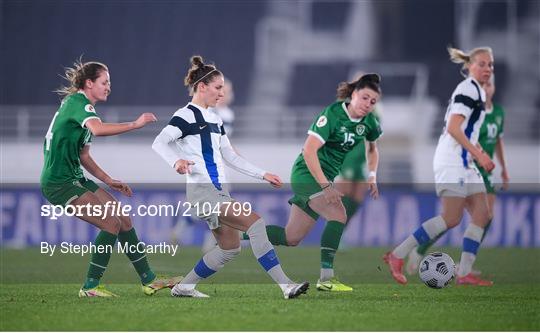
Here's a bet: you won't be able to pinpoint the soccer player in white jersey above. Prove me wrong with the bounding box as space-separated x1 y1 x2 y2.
383 46 496 286
152 55 309 299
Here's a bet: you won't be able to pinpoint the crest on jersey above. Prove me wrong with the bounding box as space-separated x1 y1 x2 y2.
316 116 328 128
84 104 96 113
356 124 366 136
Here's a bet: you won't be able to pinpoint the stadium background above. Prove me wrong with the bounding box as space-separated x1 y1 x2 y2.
1 0 539 249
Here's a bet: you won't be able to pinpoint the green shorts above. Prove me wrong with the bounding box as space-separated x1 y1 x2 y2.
289 166 323 220
478 167 495 194
338 143 367 181
41 178 100 206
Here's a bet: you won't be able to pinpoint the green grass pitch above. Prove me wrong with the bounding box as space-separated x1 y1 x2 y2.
1 247 539 331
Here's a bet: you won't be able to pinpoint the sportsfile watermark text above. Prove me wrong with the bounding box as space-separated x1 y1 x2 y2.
40 201 252 220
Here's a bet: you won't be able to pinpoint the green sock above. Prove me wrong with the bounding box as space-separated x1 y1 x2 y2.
342 196 360 223
83 231 117 289
118 228 156 285
481 219 492 242
320 221 345 269
266 225 288 245
416 230 447 256
243 225 288 246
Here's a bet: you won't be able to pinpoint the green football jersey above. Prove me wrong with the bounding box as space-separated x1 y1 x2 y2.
477 104 505 158
292 101 382 182
40 92 100 184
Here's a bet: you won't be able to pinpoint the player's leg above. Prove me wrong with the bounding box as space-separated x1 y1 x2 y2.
172 223 241 298
407 231 447 275
385 194 464 284
93 187 182 295
482 193 495 242
242 196 317 246
456 191 493 286
220 207 309 299
307 194 351 291
64 191 121 297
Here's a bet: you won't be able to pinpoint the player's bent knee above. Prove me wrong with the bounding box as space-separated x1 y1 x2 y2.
286 236 301 247
442 214 462 228
118 215 133 231
103 218 121 234
219 246 241 263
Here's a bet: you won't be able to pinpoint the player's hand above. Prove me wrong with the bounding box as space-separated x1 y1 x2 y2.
367 175 379 199
476 151 495 173
322 184 343 204
501 167 510 190
107 179 133 197
133 113 157 129
263 173 283 188
174 160 195 174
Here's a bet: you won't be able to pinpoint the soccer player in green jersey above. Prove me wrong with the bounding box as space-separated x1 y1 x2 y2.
40 59 181 297
406 76 509 276
249 74 382 291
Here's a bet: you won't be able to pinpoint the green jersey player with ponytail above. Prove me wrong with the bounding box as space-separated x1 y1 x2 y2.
41 59 181 297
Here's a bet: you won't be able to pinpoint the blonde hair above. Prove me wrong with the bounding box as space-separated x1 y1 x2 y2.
55 57 108 97
447 46 493 77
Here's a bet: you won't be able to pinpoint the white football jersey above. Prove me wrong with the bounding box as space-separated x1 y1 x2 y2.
153 102 265 189
434 77 486 168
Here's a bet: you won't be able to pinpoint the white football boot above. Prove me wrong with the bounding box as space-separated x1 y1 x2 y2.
171 284 209 298
282 282 309 299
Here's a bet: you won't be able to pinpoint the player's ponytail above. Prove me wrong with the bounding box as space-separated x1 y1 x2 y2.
336 73 381 101
55 57 108 97
448 46 493 77
184 55 223 96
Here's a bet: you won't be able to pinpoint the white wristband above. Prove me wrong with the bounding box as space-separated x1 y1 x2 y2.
368 171 377 179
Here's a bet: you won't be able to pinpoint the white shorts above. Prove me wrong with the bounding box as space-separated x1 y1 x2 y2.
434 165 486 198
186 183 233 229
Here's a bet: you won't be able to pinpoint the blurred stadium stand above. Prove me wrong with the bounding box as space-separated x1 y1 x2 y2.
1 0 538 185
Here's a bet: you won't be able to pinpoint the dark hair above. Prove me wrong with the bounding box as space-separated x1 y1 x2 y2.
336 73 381 101
184 55 223 96
55 57 108 97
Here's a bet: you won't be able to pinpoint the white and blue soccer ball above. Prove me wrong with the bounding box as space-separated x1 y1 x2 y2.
419 252 455 289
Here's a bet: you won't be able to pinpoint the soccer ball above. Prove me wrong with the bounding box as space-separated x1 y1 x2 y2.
419 252 455 289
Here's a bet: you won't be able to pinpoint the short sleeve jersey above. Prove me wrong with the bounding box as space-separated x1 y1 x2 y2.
40 93 100 184
477 104 505 158
293 101 382 181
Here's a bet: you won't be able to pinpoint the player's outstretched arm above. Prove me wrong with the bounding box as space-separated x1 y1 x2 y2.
220 135 267 180
86 113 157 136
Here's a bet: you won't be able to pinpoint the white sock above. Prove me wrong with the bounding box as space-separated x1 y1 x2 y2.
180 246 240 287
458 223 484 277
320 268 334 281
247 218 292 289
393 215 447 259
